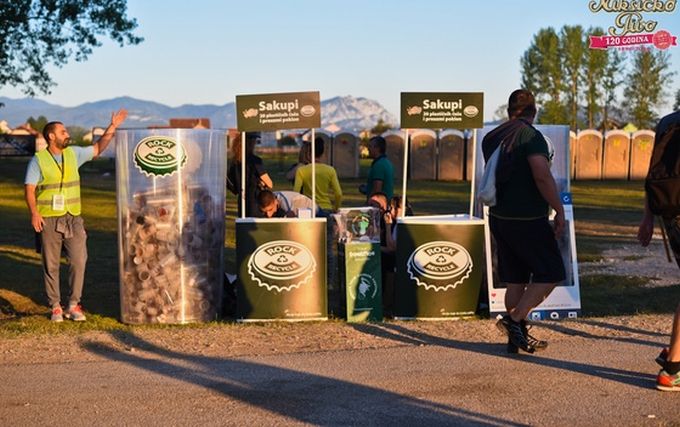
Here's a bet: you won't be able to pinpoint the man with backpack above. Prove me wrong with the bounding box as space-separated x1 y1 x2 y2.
482 89 565 354
638 109 680 392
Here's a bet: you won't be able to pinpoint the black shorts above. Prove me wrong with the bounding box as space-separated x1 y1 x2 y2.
489 215 566 284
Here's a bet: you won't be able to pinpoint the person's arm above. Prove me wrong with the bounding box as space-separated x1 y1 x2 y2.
93 109 128 158
259 173 273 189
331 170 342 211
528 154 564 239
638 196 655 247
384 214 397 252
293 168 303 194
24 184 44 232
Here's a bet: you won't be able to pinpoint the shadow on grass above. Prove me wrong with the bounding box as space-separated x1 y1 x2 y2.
81 329 524 427
351 323 655 390
580 274 680 317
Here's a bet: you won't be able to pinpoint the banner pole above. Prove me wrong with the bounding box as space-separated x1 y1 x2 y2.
469 128 477 218
311 128 316 218
241 131 246 219
401 129 409 218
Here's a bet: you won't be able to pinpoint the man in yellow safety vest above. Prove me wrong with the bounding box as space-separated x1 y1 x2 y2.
24 109 127 322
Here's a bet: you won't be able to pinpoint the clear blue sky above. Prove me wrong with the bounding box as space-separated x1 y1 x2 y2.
2 0 679 120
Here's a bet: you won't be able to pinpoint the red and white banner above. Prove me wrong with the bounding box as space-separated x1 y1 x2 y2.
590 30 677 50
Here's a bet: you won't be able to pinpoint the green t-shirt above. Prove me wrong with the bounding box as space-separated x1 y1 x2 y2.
489 126 550 219
367 156 394 199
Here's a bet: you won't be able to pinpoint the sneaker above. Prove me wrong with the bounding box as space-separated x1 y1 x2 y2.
496 315 535 354
656 348 669 368
51 306 63 323
656 369 680 392
524 322 548 351
65 304 86 322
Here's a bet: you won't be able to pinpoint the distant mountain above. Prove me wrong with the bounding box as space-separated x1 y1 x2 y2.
320 96 398 130
0 95 396 131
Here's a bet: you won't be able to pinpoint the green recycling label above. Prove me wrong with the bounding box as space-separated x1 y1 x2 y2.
133 136 187 177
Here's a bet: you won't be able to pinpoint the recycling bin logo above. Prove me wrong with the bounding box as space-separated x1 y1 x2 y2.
407 241 473 291
134 136 187 177
351 213 371 237
248 240 316 292
349 273 378 302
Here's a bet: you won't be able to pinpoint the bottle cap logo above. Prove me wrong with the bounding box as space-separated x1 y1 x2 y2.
133 136 187 177
248 240 316 292
407 241 473 291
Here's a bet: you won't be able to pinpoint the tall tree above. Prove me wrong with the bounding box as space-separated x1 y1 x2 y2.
561 25 586 131
520 28 567 124
623 50 675 129
0 0 142 96
601 49 623 131
26 115 49 132
583 27 609 129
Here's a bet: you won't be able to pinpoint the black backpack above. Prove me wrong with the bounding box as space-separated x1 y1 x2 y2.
645 122 680 216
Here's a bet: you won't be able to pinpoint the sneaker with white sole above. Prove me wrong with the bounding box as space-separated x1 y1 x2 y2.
51 306 64 322
65 304 86 322
656 369 680 392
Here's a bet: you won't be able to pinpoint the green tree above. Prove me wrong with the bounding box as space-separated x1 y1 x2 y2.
26 115 49 133
601 49 623 131
0 0 142 95
371 118 392 135
583 28 609 129
623 49 675 129
674 88 680 111
561 25 586 130
520 28 567 124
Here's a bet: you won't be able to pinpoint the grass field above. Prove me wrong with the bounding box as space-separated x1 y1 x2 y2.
1 153 678 334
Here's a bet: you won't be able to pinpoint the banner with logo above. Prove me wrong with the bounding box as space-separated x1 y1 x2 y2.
236 218 327 321
235 91 321 132
339 242 382 322
394 215 485 319
401 92 484 130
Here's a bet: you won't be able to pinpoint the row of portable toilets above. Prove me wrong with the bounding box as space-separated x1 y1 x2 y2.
305 128 656 181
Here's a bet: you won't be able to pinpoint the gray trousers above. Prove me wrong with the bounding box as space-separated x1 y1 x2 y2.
41 214 88 308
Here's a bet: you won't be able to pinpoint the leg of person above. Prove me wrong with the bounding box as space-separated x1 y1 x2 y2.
500 283 528 354
63 215 88 321
657 302 680 391
510 283 557 321
500 217 564 353
490 216 533 353
41 217 64 322
504 283 525 314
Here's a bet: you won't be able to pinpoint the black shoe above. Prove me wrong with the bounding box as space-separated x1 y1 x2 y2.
522 321 548 351
656 348 669 368
496 315 535 354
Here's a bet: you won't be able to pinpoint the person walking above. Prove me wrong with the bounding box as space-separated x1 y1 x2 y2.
638 108 680 391
482 89 565 354
24 109 128 322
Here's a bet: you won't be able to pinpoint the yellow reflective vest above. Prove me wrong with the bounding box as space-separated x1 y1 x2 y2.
35 147 81 217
